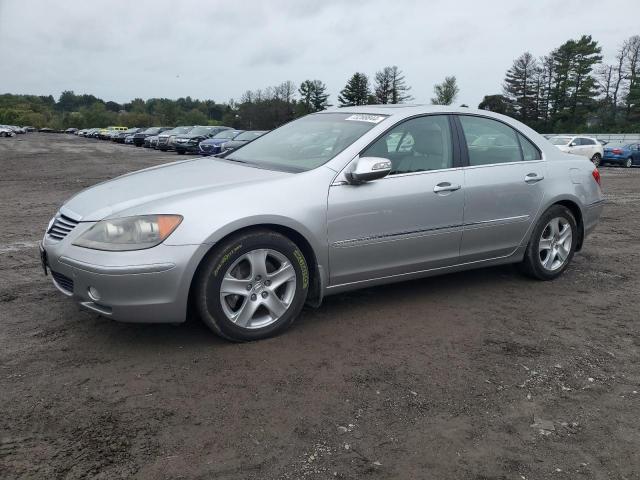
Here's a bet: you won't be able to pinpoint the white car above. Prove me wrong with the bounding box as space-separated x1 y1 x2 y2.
0 126 16 137
549 136 603 166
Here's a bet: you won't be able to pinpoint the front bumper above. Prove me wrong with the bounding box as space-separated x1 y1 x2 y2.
41 232 209 323
175 141 200 153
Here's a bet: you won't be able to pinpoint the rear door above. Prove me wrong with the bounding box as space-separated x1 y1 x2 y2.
455 115 546 262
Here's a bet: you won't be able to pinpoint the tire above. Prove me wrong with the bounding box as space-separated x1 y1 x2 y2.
591 153 601 167
193 229 309 341
625 157 633 168
518 205 578 281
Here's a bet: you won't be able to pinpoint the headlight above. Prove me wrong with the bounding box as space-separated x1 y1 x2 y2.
73 215 183 251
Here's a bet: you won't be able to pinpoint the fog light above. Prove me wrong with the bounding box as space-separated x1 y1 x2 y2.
88 286 101 301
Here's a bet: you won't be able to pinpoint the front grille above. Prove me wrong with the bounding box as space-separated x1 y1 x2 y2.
158 136 168 145
51 270 74 293
47 214 79 241
200 144 213 152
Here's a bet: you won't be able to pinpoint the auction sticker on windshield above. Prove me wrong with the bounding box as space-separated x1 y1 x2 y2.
344 114 387 124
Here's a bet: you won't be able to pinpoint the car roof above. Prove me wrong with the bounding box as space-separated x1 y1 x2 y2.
324 104 483 115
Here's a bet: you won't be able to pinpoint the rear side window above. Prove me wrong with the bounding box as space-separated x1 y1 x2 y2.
518 133 541 160
459 116 521 165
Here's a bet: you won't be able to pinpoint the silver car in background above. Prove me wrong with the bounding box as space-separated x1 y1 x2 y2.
40 105 604 341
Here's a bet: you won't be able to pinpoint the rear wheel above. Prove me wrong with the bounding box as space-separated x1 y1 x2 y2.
518 205 577 281
625 157 633 168
193 229 309 341
591 153 601 167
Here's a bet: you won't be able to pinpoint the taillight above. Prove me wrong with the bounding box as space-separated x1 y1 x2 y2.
612 148 622 154
592 168 601 187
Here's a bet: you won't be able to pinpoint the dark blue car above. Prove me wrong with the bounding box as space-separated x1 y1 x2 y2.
602 143 640 168
198 130 244 156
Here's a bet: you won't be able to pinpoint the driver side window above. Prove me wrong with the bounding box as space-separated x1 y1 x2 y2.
362 115 453 175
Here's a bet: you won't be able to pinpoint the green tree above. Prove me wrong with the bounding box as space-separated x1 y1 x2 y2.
503 52 539 123
298 80 330 113
431 76 459 105
549 35 602 130
478 94 515 116
338 73 371 106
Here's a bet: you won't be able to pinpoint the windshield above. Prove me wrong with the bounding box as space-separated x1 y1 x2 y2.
213 130 241 140
234 131 266 141
167 126 193 135
188 126 214 136
226 113 385 172
144 127 160 134
549 136 571 145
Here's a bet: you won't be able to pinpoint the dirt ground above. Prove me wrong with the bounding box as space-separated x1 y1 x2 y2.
0 133 639 480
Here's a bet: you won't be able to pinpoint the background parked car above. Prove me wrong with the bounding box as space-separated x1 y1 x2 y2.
145 135 161 148
113 127 142 143
133 127 171 147
602 143 640 168
197 129 245 156
157 126 194 151
0 126 16 137
211 130 267 155
548 135 604 165
65 128 78 134
173 126 232 154
23 126 36 132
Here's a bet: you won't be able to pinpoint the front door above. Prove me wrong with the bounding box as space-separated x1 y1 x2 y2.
327 115 465 286
456 115 546 262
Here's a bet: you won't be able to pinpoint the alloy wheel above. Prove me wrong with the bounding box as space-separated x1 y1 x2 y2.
538 217 573 271
219 248 297 329
625 158 632 168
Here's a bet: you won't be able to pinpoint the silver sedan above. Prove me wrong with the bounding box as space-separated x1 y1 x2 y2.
41 106 604 341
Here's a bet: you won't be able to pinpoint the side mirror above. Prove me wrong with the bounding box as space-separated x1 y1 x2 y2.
569 142 577 147
346 157 392 184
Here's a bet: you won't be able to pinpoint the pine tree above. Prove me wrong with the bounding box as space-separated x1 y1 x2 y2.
431 76 459 105
298 80 330 113
310 80 330 111
548 35 602 130
338 73 371 106
374 68 393 104
503 52 540 124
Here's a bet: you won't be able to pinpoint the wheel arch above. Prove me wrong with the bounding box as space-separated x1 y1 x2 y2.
552 199 585 251
187 222 324 320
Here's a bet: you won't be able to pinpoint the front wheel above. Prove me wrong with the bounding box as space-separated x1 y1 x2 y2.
591 153 601 167
625 157 633 168
518 205 577 281
193 230 309 341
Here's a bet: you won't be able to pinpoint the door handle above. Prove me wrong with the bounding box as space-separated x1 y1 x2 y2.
524 173 544 183
433 182 461 193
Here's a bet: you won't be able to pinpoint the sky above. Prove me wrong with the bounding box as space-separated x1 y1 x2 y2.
1 0 639 107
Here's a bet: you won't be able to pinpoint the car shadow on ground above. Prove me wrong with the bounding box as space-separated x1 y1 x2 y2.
75 263 522 348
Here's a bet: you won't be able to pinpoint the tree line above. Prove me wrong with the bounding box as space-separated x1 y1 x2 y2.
480 34 640 132
1 34 639 132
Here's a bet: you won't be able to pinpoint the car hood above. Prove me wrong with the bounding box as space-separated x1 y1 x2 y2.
200 138 230 145
555 145 570 152
61 158 290 221
177 133 209 140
